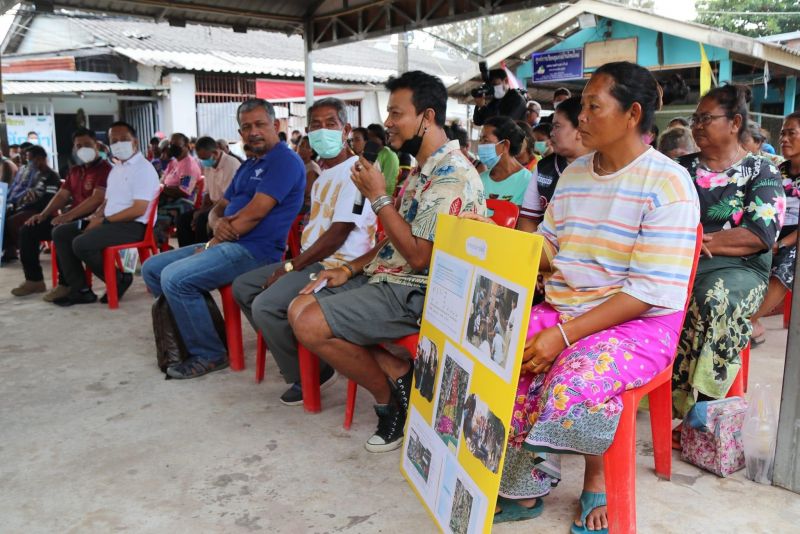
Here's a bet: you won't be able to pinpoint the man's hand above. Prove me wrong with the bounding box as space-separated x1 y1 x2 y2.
51 213 72 225
213 216 239 241
351 156 388 203
298 268 349 295
24 213 45 226
84 216 103 233
460 212 495 225
22 190 36 205
194 237 220 254
520 326 566 375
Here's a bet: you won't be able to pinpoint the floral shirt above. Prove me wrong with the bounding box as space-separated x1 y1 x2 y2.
678 152 785 249
364 140 487 288
779 160 800 229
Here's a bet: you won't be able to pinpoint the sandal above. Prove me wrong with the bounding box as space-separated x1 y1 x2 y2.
750 334 766 347
493 497 544 523
570 491 608 534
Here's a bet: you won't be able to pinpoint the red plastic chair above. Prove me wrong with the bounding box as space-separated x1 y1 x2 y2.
784 290 793 329
486 198 520 228
726 342 751 398
218 284 245 371
102 189 161 309
602 224 703 534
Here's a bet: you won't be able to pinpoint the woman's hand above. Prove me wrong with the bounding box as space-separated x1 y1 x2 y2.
521 326 566 374
460 212 495 225
350 156 387 203
298 267 349 295
701 232 714 258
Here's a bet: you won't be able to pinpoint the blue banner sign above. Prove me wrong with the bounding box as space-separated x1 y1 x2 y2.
532 48 584 83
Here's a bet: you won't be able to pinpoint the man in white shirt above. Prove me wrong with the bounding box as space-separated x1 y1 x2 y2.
233 97 376 405
52 121 160 306
176 135 241 245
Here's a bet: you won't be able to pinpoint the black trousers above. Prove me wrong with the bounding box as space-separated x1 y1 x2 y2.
176 209 211 248
52 221 145 296
19 216 55 282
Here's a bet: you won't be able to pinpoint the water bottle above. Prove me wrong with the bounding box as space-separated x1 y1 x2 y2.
742 384 779 484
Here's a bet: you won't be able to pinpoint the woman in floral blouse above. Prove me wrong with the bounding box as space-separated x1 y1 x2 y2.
672 85 785 425
750 112 800 343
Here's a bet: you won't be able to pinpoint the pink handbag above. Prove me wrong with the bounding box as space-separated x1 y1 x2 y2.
680 397 747 477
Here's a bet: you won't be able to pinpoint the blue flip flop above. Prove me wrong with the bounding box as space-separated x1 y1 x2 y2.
570 491 608 534
493 497 544 523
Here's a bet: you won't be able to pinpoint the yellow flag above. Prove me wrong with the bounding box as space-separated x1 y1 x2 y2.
699 43 712 96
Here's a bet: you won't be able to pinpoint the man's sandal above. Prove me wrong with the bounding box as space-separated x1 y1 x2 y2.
570 491 608 534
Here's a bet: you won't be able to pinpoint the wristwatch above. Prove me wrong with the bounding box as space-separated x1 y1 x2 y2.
284 261 294 273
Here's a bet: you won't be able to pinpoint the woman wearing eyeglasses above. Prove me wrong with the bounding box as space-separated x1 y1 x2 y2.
671 85 785 430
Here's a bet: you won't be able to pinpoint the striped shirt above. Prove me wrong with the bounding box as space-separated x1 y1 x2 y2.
539 147 699 317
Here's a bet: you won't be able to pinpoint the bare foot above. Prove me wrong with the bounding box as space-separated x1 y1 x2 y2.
575 504 608 531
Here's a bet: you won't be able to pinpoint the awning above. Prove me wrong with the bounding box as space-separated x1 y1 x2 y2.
255 80 341 101
1 80 157 95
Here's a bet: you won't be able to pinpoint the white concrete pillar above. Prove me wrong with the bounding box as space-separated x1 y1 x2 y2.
163 73 197 137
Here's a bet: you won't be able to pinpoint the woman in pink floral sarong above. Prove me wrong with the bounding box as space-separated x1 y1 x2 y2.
468 61 699 533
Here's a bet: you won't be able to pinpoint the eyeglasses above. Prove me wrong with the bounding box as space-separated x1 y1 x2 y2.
690 113 729 127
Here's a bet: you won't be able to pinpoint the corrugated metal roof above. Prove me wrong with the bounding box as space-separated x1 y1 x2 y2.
1 80 156 94
113 48 401 84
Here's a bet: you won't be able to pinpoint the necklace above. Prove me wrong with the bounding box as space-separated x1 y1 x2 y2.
594 153 613 175
701 147 744 173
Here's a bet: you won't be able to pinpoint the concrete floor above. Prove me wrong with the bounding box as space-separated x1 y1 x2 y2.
1 255 799 533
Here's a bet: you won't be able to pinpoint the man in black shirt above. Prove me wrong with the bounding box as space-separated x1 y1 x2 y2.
472 69 527 126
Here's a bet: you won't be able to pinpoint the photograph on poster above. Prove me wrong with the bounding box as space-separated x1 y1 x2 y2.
433 343 473 451
413 336 439 402
463 270 525 381
462 393 506 473
425 251 473 342
406 427 433 482
402 407 445 503
436 456 483 534
449 479 475 534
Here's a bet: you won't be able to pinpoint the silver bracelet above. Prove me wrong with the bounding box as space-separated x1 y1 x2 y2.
371 195 393 214
556 323 571 348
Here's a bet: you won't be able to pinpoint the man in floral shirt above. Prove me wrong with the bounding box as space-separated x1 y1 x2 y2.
289 71 486 453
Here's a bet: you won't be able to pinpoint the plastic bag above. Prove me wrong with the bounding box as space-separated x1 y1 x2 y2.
742 383 779 484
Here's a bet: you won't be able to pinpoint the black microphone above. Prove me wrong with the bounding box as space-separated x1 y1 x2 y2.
354 140 381 214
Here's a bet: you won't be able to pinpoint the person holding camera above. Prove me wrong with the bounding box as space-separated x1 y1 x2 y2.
472 69 528 126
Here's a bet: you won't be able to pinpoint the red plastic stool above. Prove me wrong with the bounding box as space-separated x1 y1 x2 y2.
343 334 419 429
603 365 674 533
218 284 245 371
784 290 793 329
726 342 751 398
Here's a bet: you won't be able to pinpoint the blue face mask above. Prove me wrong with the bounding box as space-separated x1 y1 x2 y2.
98 151 108 160
308 128 344 159
534 141 549 154
200 157 216 167
478 142 502 171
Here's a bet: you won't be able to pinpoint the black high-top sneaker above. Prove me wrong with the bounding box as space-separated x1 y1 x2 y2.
392 364 414 412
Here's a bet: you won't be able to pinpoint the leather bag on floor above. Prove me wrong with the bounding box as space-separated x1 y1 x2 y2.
152 293 227 373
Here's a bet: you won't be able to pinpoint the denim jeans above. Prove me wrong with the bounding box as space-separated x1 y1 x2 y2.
142 242 266 364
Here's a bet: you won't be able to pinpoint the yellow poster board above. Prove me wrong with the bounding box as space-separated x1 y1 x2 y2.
400 215 542 533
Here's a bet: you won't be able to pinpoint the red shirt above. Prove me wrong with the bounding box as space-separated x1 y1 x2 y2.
61 159 112 206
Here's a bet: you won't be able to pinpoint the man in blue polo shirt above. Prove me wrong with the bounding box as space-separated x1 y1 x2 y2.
142 98 305 379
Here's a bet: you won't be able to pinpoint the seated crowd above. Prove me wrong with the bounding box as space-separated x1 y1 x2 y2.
3 62 796 533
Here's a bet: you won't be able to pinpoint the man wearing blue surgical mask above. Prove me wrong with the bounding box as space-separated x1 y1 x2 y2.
175 136 241 246
472 69 527 126
232 97 377 404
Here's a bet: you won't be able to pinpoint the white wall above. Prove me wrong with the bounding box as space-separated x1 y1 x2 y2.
7 94 119 117
162 72 197 137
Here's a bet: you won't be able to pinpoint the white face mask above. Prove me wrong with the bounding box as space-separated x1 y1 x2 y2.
110 141 135 161
76 147 97 164
494 85 507 99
